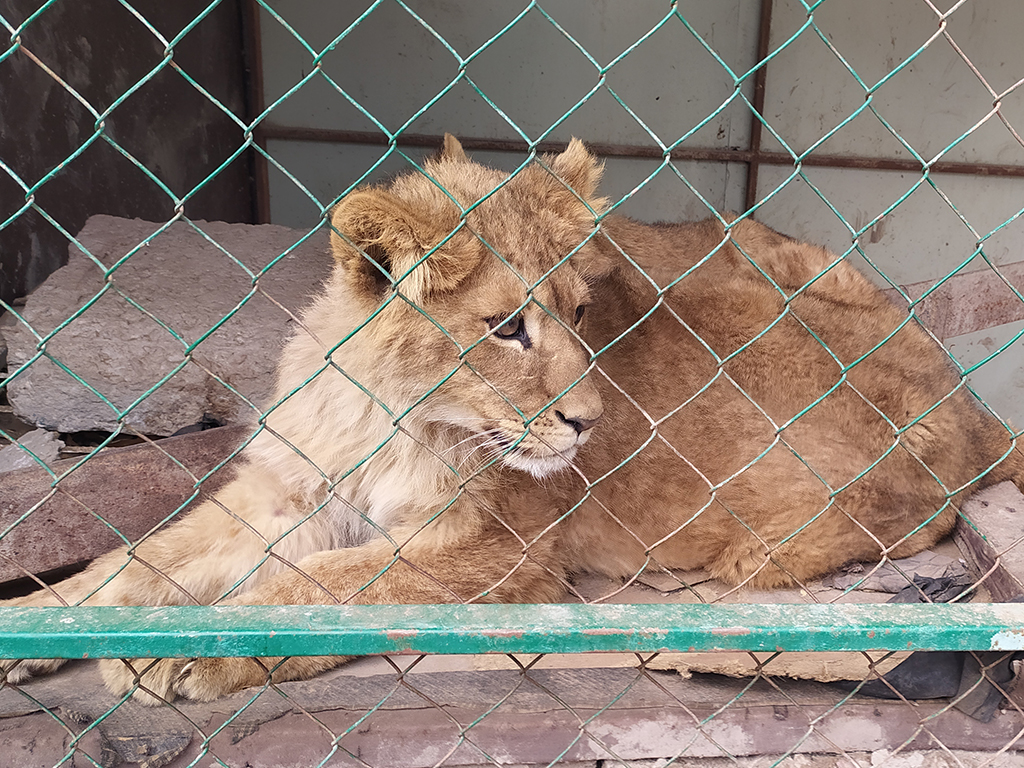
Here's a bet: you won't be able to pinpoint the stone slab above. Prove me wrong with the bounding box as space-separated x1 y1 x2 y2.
4 215 333 435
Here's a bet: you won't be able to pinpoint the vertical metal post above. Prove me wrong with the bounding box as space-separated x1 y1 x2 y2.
240 0 271 224
743 0 774 215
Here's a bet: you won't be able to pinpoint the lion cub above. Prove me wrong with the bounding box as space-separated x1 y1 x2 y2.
4 135 1022 702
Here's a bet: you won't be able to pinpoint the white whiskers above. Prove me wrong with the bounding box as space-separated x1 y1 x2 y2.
453 430 512 472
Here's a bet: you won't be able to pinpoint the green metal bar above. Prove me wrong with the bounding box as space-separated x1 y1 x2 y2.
2 603 1024 660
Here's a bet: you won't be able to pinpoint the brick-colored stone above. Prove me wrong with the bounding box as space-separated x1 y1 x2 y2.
0 425 247 583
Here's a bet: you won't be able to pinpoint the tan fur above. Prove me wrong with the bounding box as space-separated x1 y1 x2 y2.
4 137 1023 703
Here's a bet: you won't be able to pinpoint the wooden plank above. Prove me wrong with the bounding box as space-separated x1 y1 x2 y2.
955 481 1024 602
0 426 248 584
2 663 1022 765
891 262 1024 340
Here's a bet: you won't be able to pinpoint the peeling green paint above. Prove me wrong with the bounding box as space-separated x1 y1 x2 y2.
1 603 1022 660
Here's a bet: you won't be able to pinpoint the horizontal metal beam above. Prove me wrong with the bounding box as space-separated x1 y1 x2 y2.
1 603 1023 660
258 124 1024 179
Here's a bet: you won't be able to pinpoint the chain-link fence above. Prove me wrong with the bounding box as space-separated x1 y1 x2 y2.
4 1 1024 766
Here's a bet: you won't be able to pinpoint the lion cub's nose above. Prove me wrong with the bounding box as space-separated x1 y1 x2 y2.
555 410 602 434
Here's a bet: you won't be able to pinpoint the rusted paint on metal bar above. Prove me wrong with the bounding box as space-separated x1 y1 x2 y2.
1 603 1023 660
711 626 752 636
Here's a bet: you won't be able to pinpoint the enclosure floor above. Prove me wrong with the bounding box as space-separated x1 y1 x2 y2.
4 539 1019 768
3 643 1023 767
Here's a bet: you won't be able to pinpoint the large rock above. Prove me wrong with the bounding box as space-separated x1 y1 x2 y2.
4 216 333 435
0 428 64 474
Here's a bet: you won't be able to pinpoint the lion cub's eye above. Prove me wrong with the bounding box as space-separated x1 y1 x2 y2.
574 305 586 325
487 314 530 346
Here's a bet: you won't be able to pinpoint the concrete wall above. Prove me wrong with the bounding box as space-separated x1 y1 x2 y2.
257 0 1024 427
258 0 760 226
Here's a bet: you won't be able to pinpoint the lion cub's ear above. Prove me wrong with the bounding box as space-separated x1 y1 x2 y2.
548 138 607 212
329 189 475 301
546 139 616 279
440 133 468 163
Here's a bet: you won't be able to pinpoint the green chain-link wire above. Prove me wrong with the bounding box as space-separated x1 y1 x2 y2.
5 1 1024 764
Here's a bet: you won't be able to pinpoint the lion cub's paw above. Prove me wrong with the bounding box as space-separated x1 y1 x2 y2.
100 657 190 706
2 657 68 684
101 656 267 705
171 657 269 702
709 547 795 590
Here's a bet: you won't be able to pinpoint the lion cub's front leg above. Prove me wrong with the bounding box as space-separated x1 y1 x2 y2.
1 466 328 685
100 655 347 704
110 519 566 704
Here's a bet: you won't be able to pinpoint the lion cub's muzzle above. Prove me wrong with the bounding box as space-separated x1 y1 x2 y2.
491 400 603 478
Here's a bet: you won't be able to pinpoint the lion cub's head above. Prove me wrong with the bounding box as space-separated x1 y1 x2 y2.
327 136 613 478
